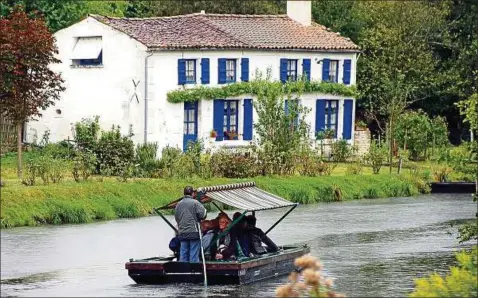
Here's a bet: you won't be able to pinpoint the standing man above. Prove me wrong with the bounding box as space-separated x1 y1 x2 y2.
175 186 207 263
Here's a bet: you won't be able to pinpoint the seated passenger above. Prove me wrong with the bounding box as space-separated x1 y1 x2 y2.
246 215 279 255
232 212 251 257
169 231 181 260
210 216 239 260
200 219 218 260
216 211 231 221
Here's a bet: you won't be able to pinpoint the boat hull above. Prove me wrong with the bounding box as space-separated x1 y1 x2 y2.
126 245 309 285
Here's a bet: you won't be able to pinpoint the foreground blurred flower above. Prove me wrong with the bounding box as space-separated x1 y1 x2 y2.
276 255 345 298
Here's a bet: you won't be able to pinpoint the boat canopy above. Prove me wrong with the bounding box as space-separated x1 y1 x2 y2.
158 182 297 212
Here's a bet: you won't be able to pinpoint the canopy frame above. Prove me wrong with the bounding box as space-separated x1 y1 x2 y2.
155 182 298 236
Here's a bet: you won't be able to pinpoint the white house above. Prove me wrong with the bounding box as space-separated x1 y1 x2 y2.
26 0 359 155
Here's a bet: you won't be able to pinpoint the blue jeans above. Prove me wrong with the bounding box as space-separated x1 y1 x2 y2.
179 239 201 263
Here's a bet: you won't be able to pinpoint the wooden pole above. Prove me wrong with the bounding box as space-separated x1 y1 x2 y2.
265 204 298 235
197 222 208 288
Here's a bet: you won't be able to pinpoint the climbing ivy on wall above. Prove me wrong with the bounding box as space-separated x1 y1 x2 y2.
166 80 358 103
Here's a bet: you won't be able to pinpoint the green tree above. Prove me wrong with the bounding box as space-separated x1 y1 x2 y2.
129 0 283 17
358 1 448 116
394 110 449 160
252 70 310 175
0 0 86 32
0 7 65 178
86 1 129 18
311 0 364 42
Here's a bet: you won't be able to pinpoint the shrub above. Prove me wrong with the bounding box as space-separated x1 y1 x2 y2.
295 145 337 177
95 125 135 176
117 162 134 182
296 146 321 176
135 142 162 178
49 158 65 183
72 151 97 182
346 160 364 175
160 146 182 177
172 154 195 179
21 159 38 186
136 142 158 164
73 116 101 152
211 149 258 178
199 153 213 179
185 140 203 174
409 246 477 298
331 140 353 162
319 161 336 176
432 166 453 182
364 140 388 174
276 255 344 298
43 141 74 159
37 155 52 185
394 110 449 161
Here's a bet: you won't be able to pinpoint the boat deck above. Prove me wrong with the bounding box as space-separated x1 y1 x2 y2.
126 245 309 285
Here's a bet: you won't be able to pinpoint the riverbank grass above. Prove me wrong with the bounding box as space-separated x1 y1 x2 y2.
0 174 428 228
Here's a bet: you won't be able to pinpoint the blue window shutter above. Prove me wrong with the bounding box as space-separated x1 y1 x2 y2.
343 99 353 140
280 58 288 83
241 58 249 82
213 99 224 141
303 59 311 81
201 58 210 84
316 99 326 135
343 59 351 85
178 59 186 85
243 99 253 140
322 59 330 82
218 58 226 84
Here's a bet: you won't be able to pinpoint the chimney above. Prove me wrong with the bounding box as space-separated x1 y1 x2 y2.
287 0 311 26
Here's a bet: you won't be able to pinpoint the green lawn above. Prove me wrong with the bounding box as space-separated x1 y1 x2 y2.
0 151 446 229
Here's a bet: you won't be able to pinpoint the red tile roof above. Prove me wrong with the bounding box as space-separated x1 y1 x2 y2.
90 13 359 52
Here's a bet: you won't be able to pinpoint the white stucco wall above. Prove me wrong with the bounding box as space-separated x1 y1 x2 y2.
26 17 147 145
28 17 357 156
149 50 357 153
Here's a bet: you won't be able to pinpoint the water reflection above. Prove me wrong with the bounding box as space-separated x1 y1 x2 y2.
1 194 476 297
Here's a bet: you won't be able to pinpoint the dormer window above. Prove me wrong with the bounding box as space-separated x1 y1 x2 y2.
71 36 103 67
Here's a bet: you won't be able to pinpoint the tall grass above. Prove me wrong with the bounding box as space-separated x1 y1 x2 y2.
0 175 429 228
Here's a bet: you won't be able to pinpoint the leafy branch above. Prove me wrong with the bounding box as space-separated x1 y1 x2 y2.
166 80 358 103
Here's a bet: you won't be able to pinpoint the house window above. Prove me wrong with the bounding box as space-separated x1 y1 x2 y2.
183 103 197 135
223 100 239 140
328 60 339 83
226 59 236 82
325 100 339 137
71 36 103 67
287 59 298 81
185 59 196 83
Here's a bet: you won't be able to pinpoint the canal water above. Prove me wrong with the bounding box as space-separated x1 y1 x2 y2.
1 194 476 297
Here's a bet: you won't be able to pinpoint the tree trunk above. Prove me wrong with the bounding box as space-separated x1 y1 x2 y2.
16 122 23 179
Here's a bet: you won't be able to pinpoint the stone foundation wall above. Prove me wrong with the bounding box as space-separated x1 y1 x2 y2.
354 129 371 157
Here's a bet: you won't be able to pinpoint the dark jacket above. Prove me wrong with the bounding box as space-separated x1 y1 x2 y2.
247 227 278 254
210 228 238 260
174 195 207 240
